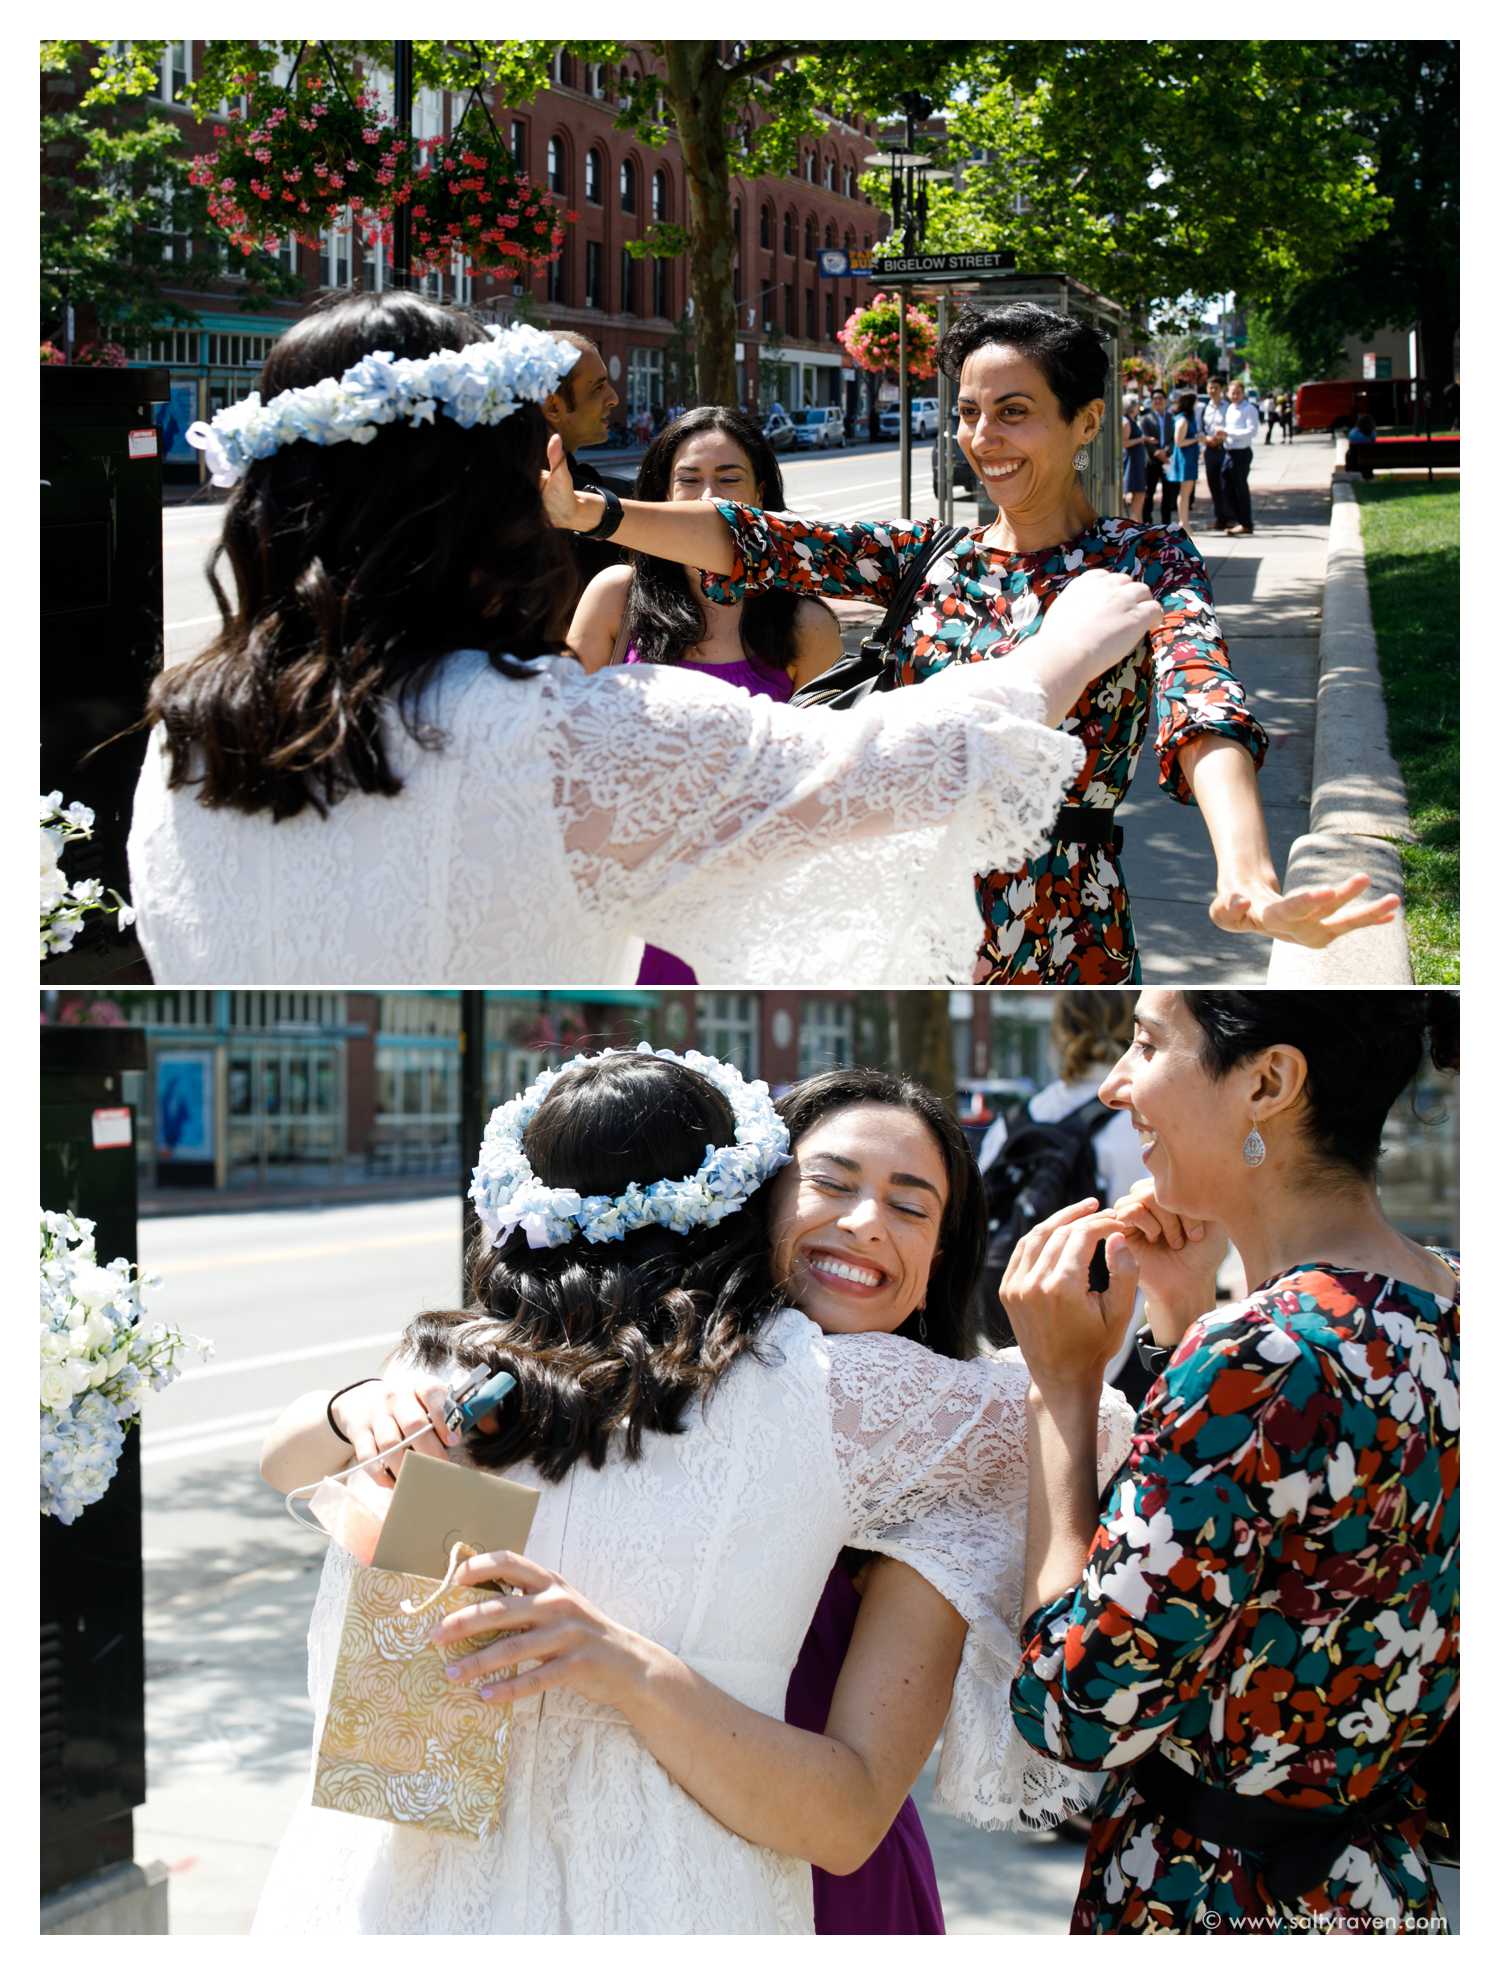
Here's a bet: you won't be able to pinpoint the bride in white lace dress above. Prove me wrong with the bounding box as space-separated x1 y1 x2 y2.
127 295 1160 986
254 1048 1131 1934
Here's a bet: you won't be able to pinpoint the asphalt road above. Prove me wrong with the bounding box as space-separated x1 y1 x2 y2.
132 1192 1084 1934
160 438 947 666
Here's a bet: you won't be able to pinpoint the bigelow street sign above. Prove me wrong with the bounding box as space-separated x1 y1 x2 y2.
863 251 1019 282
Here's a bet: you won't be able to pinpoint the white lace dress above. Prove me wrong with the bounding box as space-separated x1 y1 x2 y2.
251 1312 1133 1935
127 652 1080 985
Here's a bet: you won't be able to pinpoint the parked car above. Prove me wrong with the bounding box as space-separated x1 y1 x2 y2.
877 397 941 440
761 408 797 452
931 412 977 499
1293 375 1423 436
793 406 846 449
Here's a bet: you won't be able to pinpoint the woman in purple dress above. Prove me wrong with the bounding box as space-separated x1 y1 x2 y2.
567 408 843 985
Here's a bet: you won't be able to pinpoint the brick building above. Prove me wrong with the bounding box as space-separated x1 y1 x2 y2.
66 41 891 474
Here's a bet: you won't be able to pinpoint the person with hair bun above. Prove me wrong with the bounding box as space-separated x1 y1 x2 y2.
254 1049 1131 1935
127 290 1155 988
1002 989 1458 1934
547 302 1399 983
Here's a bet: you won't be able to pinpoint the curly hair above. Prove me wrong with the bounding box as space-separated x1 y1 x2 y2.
146 290 576 820
936 301 1109 421
402 1053 784 1483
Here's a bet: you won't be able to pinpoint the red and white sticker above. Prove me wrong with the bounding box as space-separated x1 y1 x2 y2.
91 1107 133 1150
127 428 159 460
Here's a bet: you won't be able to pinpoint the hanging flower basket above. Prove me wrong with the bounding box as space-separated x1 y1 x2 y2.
189 55 402 258
1121 358 1157 390
837 293 938 382
1172 357 1210 389
397 118 571 280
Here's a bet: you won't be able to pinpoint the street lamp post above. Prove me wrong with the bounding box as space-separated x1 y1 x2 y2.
867 93 951 514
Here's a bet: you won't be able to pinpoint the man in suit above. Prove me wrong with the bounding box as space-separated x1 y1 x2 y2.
542 332 632 602
1141 388 1177 527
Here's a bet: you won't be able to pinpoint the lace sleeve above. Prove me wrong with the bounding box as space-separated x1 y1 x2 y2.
825 1331 1130 1829
549 660 1083 985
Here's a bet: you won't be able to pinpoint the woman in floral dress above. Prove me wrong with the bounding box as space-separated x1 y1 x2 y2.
545 302 1397 983
1002 989 1458 1933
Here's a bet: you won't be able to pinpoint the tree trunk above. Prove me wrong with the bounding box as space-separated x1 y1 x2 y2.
662 43 738 407
895 994 956 1107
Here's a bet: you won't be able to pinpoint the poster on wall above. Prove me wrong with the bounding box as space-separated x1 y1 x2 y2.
156 1052 215 1162
154 379 201 467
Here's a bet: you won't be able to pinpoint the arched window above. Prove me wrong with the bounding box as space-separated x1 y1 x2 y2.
585 148 602 204
547 137 567 196
843 229 854 256
652 170 667 222
620 158 637 213
804 150 816 183
825 221 837 248
843 164 855 199
783 209 795 255
760 202 772 249
586 62 605 98
804 214 817 258
824 155 836 190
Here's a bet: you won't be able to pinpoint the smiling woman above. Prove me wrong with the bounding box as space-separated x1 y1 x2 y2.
553 302 1398 983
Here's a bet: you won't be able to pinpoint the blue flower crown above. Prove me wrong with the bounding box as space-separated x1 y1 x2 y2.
469 1042 791 1252
186 322 579 487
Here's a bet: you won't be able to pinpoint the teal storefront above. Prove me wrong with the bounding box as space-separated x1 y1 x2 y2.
129 311 294 473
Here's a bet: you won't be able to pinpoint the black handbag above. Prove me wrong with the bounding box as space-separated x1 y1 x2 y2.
790 523 967 710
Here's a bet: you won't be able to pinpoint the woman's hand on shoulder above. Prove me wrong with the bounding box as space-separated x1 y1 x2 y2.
1020 569 1162 717
432 1550 658 1712
332 1370 458 1486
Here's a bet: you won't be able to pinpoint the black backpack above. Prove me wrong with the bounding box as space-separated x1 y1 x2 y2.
981 1095 1115 1341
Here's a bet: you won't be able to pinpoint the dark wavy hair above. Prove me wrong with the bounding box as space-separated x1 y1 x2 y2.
403 1052 784 1482
620 406 811 673
774 1068 986 1361
936 301 1108 422
146 290 576 820
1182 991 1459 1181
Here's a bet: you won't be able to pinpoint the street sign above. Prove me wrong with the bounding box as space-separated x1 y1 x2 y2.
867 250 1018 282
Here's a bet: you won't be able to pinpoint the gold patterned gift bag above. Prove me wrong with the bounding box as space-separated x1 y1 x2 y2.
313 1541 517 1841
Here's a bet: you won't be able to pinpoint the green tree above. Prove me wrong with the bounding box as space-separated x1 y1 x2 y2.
1256 42 1458 395
188 40 982 405
40 41 301 343
1239 311 1344 393
923 43 1389 330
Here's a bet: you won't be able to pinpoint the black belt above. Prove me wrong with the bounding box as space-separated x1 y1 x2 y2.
1130 1749 1412 1904
1055 806 1122 850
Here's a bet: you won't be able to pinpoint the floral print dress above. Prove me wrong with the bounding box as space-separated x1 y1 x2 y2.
1011 1261 1459 1934
703 507 1267 983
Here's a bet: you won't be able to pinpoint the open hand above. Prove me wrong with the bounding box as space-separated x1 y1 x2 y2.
1211 872 1400 946
999 1198 1139 1393
430 1550 650 1712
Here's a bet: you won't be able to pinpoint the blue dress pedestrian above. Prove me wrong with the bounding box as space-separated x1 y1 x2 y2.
1170 411 1201 485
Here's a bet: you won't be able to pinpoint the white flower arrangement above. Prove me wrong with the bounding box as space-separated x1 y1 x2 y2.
187 321 581 487
41 793 136 959
469 1042 791 1252
40 1209 210 1525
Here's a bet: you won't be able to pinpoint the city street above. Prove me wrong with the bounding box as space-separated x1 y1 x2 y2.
132 1193 1086 1934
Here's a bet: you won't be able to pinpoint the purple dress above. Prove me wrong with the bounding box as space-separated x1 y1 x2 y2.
621 648 795 986
785 1563 946 1934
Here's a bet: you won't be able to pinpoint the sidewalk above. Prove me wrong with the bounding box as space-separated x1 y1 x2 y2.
1118 430 1347 982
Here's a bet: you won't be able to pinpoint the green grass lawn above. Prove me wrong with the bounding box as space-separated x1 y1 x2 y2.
1353 481 1459 981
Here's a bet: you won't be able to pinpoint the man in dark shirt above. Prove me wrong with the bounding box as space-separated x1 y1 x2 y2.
1141 388 1177 527
542 332 632 602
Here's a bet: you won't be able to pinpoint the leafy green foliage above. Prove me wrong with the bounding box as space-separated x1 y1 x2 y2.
924 42 1388 329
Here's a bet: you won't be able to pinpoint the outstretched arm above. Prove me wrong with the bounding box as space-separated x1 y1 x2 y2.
432 1550 964 1874
543 435 737 572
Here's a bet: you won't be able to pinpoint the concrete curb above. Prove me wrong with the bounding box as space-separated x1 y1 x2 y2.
1267 476 1413 985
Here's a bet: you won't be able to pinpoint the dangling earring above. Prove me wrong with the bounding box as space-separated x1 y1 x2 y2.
917 1309 929 1343
1242 1124 1267 1167
1072 445 1090 472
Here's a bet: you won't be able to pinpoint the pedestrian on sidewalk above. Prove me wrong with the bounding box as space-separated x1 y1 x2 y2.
1141 388 1176 526
1223 380 1260 535
1169 390 1202 530
1262 392 1280 444
1200 378 1230 530
1121 392 1148 522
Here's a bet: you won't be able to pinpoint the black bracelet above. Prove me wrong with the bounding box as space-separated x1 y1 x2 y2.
327 1377 380 1444
579 487 624 540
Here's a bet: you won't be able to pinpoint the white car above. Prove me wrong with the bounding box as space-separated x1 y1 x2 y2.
878 398 940 440
792 406 846 449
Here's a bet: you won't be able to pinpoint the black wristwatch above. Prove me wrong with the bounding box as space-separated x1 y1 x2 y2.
578 488 625 540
